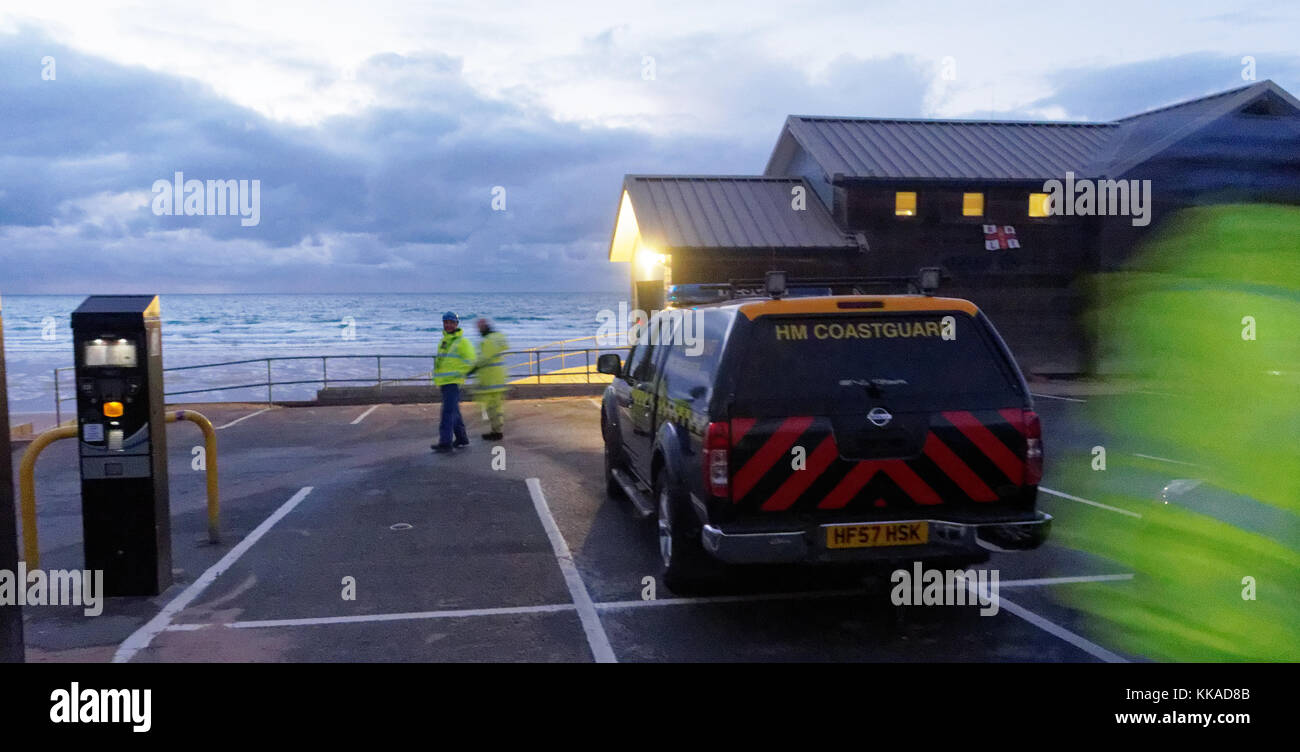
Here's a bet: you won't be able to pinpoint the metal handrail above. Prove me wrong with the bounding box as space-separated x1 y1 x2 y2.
521 334 600 351
53 347 626 420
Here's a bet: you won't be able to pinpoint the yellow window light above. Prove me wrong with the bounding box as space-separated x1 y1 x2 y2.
895 192 917 217
962 192 984 216
1028 192 1051 217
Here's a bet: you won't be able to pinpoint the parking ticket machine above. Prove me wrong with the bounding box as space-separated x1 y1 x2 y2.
71 295 171 596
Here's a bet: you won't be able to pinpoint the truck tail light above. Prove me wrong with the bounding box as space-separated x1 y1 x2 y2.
705 421 730 499
1023 409 1043 486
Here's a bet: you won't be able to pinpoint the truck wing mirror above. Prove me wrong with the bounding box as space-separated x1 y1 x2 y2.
596 353 622 377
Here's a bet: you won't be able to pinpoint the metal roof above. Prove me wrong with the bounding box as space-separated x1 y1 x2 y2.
1096 80 1300 177
621 176 857 251
769 81 1300 182
609 82 1300 261
778 117 1115 181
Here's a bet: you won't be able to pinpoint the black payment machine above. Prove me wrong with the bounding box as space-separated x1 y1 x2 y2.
72 295 171 596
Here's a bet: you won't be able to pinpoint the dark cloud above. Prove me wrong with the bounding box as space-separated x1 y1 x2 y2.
4 23 1291 294
0 25 936 293
0 27 768 292
1029 53 1300 121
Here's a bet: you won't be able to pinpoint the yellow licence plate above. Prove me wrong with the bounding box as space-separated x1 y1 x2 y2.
826 522 928 549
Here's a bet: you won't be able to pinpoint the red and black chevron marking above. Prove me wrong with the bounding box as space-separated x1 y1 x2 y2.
729 410 1028 513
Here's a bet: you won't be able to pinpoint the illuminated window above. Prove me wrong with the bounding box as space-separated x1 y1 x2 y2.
962 192 984 216
895 192 917 216
1028 193 1051 217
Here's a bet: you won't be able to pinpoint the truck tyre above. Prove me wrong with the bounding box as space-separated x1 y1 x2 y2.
655 474 721 594
602 416 624 499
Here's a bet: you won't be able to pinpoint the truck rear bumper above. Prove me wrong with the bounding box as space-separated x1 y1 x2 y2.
700 511 1052 565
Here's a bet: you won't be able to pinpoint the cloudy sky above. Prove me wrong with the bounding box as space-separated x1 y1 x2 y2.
1 1 1297 293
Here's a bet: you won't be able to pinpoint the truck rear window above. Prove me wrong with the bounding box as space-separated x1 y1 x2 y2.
733 312 1023 413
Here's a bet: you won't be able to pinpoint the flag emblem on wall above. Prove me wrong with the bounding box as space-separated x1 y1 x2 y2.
983 224 1019 250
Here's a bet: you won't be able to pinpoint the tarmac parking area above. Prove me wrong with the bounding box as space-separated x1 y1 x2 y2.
14 394 1184 662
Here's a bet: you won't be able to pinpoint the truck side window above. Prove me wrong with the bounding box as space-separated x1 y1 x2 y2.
626 342 656 383
629 343 657 383
662 309 728 402
629 312 674 383
623 343 645 380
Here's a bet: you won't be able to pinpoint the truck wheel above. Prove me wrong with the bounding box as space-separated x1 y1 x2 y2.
655 475 720 594
603 421 624 499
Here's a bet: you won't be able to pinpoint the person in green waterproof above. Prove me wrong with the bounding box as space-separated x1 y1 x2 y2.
471 317 509 440
431 311 476 453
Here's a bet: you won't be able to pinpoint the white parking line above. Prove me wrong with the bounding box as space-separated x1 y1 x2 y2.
1133 452 1200 468
1039 486 1143 519
1000 573 1134 588
596 589 863 610
595 573 1136 610
113 486 314 663
350 404 382 425
588 398 601 409
166 603 578 631
157 572 1136 629
1030 392 1087 403
525 477 616 663
157 571 1136 627
950 576 1129 663
215 407 271 430
997 593 1128 662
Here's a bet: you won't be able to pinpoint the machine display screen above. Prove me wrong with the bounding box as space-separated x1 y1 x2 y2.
83 339 138 367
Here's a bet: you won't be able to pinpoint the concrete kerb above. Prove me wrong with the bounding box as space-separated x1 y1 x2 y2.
314 384 605 406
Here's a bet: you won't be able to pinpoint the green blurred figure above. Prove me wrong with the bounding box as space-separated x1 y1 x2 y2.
1062 204 1300 661
472 317 509 440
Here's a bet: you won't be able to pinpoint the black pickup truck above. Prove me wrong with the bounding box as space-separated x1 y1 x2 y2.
597 282 1051 593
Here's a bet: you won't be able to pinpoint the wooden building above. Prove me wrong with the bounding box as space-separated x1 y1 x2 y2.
607 80 1300 374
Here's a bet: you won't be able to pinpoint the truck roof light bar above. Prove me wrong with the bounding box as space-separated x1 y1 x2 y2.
668 268 951 304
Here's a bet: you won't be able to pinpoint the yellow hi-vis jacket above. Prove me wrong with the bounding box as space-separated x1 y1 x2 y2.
474 330 509 393
434 329 476 387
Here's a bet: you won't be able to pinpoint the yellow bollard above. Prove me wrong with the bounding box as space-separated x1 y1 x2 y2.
18 425 77 568
167 410 220 545
18 410 220 568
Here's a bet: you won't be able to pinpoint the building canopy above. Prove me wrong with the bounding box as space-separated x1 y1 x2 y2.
608 176 857 264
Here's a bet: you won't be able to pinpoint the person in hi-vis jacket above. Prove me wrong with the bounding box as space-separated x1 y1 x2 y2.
471 317 509 440
431 311 475 453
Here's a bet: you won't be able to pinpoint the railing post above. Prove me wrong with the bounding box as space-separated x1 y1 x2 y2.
53 368 61 426
322 356 328 390
376 356 382 395
586 349 591 384
266 359 273 405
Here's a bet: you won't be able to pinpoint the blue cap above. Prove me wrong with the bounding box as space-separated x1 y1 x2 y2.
442 311 459 322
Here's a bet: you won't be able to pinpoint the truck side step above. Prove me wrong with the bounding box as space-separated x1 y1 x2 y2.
611 467 656 519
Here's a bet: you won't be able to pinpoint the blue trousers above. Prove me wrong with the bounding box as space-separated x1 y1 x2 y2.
439 383 469 446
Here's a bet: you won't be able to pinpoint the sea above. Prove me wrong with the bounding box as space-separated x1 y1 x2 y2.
1 293 623 416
